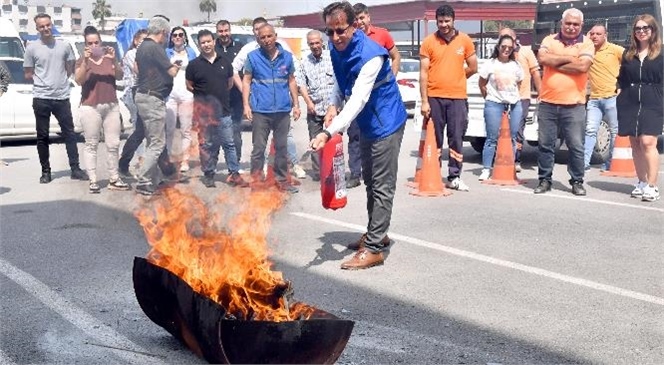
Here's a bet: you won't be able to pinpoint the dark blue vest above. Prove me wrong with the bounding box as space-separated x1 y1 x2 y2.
247 44 293 113
330 31 406 140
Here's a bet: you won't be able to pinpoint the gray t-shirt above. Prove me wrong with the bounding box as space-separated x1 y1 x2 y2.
23 39 75 99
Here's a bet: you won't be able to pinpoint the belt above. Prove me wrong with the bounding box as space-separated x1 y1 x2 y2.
137 90 163 99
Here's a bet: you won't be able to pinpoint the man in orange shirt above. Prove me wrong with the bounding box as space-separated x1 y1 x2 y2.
420 4 477 191
535 8 594 196
499 28 542 172
342 3 401 189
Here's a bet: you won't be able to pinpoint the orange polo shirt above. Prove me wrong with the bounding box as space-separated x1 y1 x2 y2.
539 33 595 105
420 30 476 99
515 45 539 99
588 41 624 99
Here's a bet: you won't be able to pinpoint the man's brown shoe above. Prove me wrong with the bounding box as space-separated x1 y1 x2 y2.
340 249 384 270
347 233 391 251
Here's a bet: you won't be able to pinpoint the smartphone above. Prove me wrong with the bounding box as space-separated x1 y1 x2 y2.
174 60 183 66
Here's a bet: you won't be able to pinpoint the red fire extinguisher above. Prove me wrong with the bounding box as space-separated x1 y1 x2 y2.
319 133 348 210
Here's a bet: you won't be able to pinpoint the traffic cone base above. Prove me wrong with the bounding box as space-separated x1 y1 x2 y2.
410 118 451 197
484 112 520 186
601 135 636 178
407 121 427 188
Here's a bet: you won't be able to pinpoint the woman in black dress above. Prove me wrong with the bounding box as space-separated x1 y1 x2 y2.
617 14 663 202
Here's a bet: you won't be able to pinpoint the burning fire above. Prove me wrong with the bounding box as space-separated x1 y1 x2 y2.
134 187 316 322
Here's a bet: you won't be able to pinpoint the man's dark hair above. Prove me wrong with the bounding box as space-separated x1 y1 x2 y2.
216 19 231 28
33 13 51 22
435 5 455 20
83 25 100 38
197 29 215 42
252 17 268 27
352 3 369 15
322 2 355 24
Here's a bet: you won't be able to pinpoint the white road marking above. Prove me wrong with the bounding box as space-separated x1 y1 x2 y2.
0 258 164 364
291 212 664 307
502 188 664 213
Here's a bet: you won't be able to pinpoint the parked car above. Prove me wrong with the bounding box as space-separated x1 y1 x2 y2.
0 57 131 142
396 58 420 116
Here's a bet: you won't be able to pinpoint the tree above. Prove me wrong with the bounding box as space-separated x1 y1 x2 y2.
199 0 217 23
236 17 253 26
91 0 112 31
483 20 533 32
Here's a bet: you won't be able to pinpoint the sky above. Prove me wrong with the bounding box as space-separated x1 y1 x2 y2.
33 0 411 27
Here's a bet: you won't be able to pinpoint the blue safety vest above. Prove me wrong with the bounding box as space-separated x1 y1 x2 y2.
247 44 293 113
330 31 406 140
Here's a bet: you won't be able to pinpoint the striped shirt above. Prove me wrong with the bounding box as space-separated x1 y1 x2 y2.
296 50 335 116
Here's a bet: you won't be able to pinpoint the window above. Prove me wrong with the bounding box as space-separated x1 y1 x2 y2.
54 7 62 14
18 5 27 14
54 20 63 27
1 5 12 13
0 37 25 59
36 6 46 13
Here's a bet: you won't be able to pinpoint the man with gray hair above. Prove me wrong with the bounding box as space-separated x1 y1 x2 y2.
133 16 181 196
297 29 335 180
534 8 594 196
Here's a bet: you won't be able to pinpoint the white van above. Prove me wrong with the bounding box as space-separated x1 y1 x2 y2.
0 18 25 58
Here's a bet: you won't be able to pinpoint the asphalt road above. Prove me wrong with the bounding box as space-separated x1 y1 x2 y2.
1 117 662 365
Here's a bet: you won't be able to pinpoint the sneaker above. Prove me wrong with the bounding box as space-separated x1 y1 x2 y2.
135 183 155 196
515 162 522 173
108 178 131 191
478 169 491 181
631 181 647 198
180 162 190 173
227 172 249 188
118 166 133 179
71 167 89 181
39 171 52 184
447 177 469 192
292 164 306 179
642 185 660 202
201 175 216 188
571 181 587 196
89 182 101 194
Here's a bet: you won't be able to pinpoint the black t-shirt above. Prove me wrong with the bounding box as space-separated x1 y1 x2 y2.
185 53 233 117
215 38 244 101
135 38 173 99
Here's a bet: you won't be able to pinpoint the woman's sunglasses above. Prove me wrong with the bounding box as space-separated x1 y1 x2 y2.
172 32 185 38
634 25 652 33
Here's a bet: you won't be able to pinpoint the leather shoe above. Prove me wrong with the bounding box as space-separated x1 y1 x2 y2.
39 171 52 184
70 167 89 181
347 233 391 251
533 180 552 194
346 177 361 189
571 181 586 196
340 249 384 270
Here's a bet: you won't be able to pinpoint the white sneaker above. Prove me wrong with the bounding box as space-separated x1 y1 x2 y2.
641 185 660 202
631 181 647 198
478 169 491 181
447 177 470 191
180 162 190 173
515 162 522 173
292 164 306 179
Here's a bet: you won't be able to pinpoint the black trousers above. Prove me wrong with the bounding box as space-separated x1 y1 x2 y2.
33 98 80 172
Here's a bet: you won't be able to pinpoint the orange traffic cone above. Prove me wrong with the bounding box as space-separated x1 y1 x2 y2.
601 135 636 178
265 140 301 186
483 112 521 186
410 118 451 197
406 117 428 188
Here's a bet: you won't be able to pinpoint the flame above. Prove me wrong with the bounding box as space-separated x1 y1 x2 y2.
134 187 316 322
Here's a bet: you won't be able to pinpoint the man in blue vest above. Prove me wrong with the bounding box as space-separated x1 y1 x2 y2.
310 1 407 270
242 23 301 193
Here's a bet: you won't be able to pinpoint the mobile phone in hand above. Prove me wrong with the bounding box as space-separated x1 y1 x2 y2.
174 60 183 66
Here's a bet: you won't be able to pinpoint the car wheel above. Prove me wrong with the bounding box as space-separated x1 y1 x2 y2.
470 137 485 153
590 120 611 164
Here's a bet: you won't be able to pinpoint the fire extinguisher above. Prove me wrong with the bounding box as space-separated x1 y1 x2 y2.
319 133 347 210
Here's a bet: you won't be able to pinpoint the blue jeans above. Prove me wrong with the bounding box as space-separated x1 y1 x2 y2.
482 100 522 169
584 96 618 169
537 102 586 183
198 115 240 176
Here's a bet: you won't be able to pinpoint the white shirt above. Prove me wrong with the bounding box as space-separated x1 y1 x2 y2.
325 56 382 135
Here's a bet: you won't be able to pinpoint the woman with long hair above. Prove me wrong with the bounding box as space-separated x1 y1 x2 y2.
477 34 524 181
74 25 130 193
165 26 197 173
617 14 663 202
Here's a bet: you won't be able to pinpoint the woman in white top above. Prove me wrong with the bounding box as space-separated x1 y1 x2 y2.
478 35 524 181
165 26 197 173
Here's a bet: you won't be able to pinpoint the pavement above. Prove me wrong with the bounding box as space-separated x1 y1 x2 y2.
1 116 662 364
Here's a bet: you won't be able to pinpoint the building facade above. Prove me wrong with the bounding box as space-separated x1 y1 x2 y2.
1 0 82 33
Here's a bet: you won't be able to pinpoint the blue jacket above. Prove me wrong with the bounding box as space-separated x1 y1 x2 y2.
247 44 294 113
330 31 406 140
165 45 197 61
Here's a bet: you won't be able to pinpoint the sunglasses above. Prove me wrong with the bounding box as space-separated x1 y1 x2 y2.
325 24 351 37
172 33 185 38
634 26 652 33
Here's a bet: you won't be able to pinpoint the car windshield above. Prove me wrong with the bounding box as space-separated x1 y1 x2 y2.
399 60 420 73
75 41 122 62
0 36 25 58
0 59 28 84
